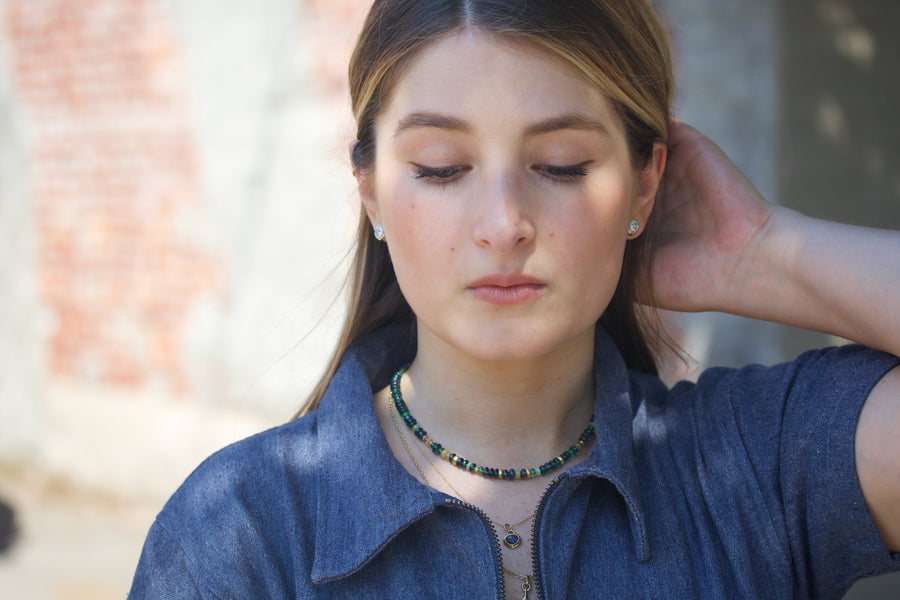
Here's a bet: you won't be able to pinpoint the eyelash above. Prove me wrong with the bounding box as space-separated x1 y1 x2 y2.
411 162 591 185
412 165 467 184
539 163 591 182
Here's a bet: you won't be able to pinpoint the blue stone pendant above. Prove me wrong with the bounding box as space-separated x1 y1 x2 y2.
503 525 522 549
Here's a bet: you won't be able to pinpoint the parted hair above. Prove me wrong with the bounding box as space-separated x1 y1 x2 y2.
296 0 674 417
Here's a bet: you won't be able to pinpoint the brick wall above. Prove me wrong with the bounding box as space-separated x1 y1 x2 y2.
6 0 220 393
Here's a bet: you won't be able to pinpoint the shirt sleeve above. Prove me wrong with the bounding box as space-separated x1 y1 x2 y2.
687 344 900 598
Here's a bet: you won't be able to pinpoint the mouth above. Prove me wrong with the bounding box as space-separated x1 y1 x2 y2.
466 273 546 305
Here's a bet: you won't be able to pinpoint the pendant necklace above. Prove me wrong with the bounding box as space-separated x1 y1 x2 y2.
412 426 534 550
389 392 535 597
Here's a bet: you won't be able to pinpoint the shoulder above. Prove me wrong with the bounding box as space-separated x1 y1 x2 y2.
631 344 898 479
137 413 325 595
129 327 408 598
629 345 900 594
162 413 323 523
636 343 897 417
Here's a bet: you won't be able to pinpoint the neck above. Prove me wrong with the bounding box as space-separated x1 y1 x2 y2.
401 325 596 469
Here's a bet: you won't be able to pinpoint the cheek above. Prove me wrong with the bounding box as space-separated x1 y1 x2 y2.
549 185 631 292
554 187 630 258
378 182 463 290
555 220 626 283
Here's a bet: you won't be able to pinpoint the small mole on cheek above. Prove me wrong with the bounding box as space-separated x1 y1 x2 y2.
450 247 456 252
549 232 555 238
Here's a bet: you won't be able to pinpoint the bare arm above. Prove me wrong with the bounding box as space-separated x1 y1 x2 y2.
733 209 900 357
649 122 900 353
649 121 900 551
856 366 900 552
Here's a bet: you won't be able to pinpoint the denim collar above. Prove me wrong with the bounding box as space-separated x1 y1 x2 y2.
309 322 649 583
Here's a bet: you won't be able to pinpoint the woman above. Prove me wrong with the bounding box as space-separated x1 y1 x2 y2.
129 0 900 598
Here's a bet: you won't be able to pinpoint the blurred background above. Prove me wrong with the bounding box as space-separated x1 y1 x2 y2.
0 0 897 598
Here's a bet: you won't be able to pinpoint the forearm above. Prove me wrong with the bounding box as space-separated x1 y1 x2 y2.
725 207 900 356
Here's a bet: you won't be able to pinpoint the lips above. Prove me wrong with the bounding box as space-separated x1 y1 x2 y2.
466 273 546 305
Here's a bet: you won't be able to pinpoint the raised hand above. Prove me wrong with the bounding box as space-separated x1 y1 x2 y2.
644 120 776 314
648 123 900 553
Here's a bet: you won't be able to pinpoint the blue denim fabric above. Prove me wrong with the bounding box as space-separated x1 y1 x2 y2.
128 324 899 599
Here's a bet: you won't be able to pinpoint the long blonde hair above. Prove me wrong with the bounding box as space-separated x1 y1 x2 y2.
295 0 674 417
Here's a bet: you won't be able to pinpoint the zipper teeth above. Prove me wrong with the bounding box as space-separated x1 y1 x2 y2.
445 497 505 600
530 477 561 600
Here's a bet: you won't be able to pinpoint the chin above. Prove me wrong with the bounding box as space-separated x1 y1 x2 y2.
450 327 587 364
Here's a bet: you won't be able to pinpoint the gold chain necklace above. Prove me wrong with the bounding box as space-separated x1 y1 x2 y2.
408 421 535 549
389 393 534 599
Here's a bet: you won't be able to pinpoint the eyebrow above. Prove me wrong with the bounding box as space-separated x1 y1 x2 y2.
394 112 473 139
523 113 610 138
393 111 610 140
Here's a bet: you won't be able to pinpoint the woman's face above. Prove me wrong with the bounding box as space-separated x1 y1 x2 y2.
360 31 663 363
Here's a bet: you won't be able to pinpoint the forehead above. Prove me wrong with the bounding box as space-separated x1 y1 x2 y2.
378 31 624 135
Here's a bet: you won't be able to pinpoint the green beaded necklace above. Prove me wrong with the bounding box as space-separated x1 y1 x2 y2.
390 364 595 481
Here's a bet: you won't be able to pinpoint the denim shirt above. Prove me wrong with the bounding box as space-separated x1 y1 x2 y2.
129 324 899 599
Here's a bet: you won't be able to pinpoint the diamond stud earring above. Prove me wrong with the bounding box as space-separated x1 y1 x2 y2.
373 224 385 241
627 219 640 236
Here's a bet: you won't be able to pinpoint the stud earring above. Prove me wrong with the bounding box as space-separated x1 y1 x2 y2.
373 224 385 241
627 219 640 236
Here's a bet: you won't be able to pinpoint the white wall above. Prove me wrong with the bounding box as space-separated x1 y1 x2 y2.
0 0 42 460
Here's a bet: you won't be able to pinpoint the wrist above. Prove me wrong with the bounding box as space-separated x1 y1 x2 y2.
719 205 802 320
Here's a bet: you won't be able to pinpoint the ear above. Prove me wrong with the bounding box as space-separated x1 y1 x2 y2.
356 168 380 228
632 141 667 228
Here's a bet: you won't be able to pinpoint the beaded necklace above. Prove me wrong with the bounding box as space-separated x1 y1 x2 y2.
408 411 535 550
388 392 534 600
390 364 596 480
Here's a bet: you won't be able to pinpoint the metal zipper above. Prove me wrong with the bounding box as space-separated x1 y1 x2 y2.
530 476 562 600
444 497 506 600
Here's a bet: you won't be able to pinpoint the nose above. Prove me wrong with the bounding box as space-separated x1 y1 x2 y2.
472 172 535 253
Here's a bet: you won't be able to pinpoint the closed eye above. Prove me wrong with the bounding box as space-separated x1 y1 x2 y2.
411 164 470 185
535 161 592 183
